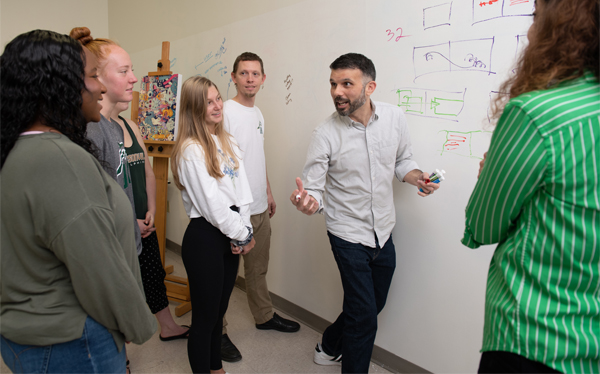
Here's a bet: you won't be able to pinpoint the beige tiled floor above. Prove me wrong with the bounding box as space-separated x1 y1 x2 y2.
2 249 392 374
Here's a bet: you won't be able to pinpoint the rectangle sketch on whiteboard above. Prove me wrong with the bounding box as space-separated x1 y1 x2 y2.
413 38 494 81
509 34 529 74
397 88 466 122
423 2 452 30
487 90 510 122
438 130 492 159
137 74 182 141
515 34 528 58
472 0 534 24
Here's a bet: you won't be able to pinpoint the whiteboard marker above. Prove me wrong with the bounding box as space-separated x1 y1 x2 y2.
420 169 445 193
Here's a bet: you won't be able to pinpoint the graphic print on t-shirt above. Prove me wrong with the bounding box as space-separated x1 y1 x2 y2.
127 152 145 166
116 141 132 189
219 148 239 188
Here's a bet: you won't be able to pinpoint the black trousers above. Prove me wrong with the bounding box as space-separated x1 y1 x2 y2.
479 351 562 373
182 217 239 373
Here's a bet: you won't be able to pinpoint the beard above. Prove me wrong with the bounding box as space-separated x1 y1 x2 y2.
334 85 367 116
234 83 257 98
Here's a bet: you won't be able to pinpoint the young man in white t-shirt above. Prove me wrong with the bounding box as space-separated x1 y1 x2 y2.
220 52 300 362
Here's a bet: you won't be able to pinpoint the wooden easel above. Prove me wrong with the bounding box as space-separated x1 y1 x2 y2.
131 41 191 317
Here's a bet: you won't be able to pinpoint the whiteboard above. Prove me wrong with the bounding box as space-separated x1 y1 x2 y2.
129 0 534 371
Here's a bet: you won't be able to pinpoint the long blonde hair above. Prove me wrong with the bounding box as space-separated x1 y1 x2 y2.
172 76 239 190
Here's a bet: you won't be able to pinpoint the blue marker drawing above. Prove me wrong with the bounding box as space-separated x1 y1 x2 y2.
195 52 214 70
227 78 233 100
215 38 227 59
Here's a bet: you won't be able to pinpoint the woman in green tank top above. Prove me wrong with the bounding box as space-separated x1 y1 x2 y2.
78 28 190 354
112 105 190 340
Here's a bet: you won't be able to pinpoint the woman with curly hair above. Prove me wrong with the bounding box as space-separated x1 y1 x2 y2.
462 0 599 372
0 30 156 373
171 76 255 373
69 27 189 346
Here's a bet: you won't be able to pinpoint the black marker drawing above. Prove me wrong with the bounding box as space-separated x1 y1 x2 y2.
487 90 510 123
413 38 495 81
423 2 452 30
284 75 293 105
511 34 528 74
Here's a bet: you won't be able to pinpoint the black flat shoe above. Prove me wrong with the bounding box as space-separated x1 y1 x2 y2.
255 312 300 333
221 334 242 362
159 325 190 341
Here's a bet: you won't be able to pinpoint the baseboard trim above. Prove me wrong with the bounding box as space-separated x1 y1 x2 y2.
234 276 430 374
166 239 182 256
163 246 430 373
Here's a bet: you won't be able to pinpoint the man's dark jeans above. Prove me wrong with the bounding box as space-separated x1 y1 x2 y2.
322 232 396 373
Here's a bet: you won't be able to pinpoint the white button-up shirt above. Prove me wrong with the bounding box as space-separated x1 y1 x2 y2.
302 101 419 247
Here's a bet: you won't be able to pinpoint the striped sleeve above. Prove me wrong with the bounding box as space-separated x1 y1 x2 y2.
462 103 548 248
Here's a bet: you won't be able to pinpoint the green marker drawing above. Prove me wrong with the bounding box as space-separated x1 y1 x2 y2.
397 90 424 114
395 88 466 121
430 97 464 116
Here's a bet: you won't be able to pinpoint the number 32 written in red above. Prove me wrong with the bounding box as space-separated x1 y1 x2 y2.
386 27 411 42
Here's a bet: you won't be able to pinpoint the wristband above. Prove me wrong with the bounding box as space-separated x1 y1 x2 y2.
231 226 253 247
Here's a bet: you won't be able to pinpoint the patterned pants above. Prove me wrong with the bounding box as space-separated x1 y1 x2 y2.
138 231 169 314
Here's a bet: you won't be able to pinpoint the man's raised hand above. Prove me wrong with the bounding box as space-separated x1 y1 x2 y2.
290 177 319 215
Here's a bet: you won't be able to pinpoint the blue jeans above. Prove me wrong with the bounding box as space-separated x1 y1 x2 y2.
1 316 126 373
322 232 396 373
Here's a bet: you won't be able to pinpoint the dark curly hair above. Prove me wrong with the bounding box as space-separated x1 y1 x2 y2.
493 0 599 117
1 30 97 168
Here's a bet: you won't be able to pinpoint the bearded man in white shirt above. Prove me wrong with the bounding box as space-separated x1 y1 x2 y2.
220 52 300 363
291 53 439 373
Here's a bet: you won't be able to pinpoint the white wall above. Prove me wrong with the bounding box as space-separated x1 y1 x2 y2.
105 0 306 245
1 2 520 372
117 0 533 372
118 2 524 372
106 0 307 55
1 0 109 49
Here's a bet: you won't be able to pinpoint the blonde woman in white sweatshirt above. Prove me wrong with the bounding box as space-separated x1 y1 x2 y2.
171 76 255 374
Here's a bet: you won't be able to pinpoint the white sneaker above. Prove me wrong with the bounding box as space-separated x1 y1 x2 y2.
313 342 342 366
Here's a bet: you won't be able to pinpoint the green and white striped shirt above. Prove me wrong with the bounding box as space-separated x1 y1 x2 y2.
463 71 600 373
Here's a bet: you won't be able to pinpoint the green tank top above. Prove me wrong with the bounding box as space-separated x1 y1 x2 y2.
120 116 148 220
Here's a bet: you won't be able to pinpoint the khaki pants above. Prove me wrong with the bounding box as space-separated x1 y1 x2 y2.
223 209 273 334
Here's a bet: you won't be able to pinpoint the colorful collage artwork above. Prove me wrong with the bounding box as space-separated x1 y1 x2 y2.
137 74 182 141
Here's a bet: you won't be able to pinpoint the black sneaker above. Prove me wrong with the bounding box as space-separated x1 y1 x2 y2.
255 312 300 333
221 334 242 362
